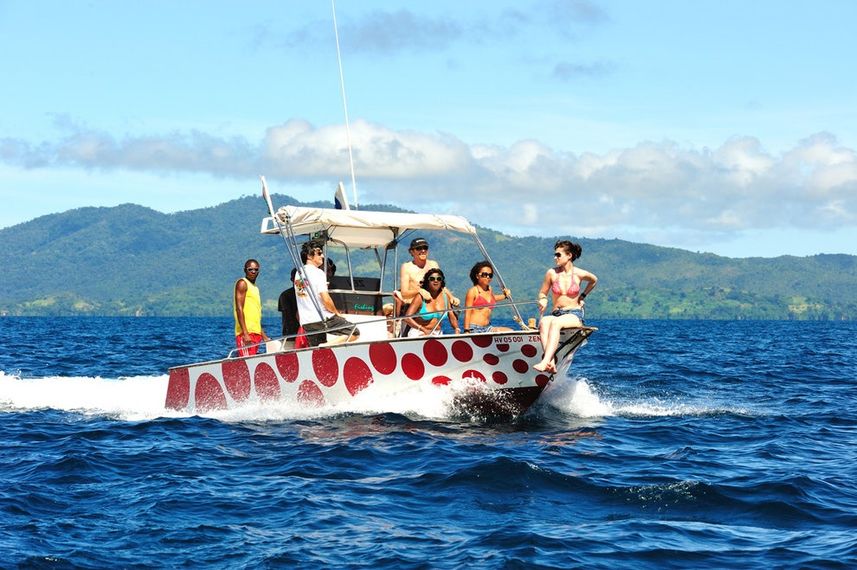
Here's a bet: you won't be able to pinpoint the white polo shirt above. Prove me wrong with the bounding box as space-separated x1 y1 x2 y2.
294 263 333 325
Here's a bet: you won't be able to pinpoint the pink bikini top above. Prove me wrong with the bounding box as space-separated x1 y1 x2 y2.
472 294 494 308
551 272 580 297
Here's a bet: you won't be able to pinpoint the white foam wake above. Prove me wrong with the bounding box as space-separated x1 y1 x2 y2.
0 371 172 421
540 375 753 418
210 377 491 423
612 399 754 417
0 370 752 423
0 371 493 423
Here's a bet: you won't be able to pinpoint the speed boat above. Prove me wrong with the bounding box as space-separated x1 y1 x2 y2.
165 180 595 417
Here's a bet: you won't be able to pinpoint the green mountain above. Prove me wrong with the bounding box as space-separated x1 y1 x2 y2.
1 195 855 320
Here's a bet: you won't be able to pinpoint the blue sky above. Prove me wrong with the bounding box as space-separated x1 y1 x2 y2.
2 0 856 257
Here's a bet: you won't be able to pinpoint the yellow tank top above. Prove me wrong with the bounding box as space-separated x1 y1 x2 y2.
234 278 262 335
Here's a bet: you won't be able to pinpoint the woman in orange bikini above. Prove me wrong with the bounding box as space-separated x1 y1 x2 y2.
533 240 598 373
463 261 513 334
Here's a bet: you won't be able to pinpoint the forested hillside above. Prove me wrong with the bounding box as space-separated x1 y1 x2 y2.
1 195 855 319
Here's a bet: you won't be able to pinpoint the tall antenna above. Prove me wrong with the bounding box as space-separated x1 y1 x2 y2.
331 0 359 209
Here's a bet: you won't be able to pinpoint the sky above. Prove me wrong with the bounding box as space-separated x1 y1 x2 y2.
1 0 856 258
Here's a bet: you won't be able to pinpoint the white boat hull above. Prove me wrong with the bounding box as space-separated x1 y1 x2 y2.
166 329 593 417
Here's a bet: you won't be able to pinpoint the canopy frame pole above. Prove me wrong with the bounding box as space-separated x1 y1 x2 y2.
260 177 327 323
471 233 526 327
327 239 356 291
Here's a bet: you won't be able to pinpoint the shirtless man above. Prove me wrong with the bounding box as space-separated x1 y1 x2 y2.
399 238 439 308
398 238 458 334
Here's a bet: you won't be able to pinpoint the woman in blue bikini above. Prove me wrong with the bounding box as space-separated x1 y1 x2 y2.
533 240 598 373
403 268 461 337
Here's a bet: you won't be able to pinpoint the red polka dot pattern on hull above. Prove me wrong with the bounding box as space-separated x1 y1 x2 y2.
275 352 300 383
165 368 190 410
254 363 281 401
177 327 568 414
312 349 339 387
401 353 425 380
297 380 325 406
472 335 493 348
195 373 227 411
222 359 251 402
431 375 452 386
462 369 486 382
423 339 448 367
343 357 374 396
483 353 500 366
369 342 397 375
451 340 474 362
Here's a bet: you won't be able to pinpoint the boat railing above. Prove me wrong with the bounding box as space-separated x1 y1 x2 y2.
226 299 552 358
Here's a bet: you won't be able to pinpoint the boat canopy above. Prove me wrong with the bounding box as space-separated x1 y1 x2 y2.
261 205 478 248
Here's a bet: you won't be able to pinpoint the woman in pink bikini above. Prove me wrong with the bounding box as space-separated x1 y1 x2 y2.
463 261 513 333
533 240 598 373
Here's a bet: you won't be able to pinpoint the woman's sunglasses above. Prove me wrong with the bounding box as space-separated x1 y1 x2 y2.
478 272 494 278
426 276 444 282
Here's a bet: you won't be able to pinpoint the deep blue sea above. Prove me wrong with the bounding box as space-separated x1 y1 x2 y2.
1 317 856 569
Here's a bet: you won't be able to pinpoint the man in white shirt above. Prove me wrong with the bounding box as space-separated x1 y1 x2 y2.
294 241 359 347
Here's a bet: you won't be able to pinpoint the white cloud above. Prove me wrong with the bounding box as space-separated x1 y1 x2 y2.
712 137 775 186
2 121 856 243
263 120 473 179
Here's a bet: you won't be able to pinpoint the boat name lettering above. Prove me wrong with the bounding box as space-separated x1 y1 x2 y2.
494 334 540 343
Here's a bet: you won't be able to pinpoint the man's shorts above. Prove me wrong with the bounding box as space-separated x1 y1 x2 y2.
236 333 264 356
303 315 360 347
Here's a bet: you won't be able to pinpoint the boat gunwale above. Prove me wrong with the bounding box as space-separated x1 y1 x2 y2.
167 326 597 371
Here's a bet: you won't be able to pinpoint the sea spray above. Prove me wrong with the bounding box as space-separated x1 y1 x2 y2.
541 376 615 417
0 373 170 421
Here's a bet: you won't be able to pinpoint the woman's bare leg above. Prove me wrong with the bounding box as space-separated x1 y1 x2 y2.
534 320 562 371
537 316 554 350
534 314 582 372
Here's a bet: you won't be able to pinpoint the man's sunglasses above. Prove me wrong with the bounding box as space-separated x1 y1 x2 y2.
478 272 494 279
413 246 429 252
246 267 260 273
554 253 563 258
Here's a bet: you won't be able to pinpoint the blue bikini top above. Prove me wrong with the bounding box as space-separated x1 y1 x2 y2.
418 295 448 321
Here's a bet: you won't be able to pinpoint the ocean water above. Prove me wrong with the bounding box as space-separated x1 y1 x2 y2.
1 317 855 568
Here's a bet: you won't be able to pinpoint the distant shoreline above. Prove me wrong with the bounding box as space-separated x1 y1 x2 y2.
0 314 852 322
